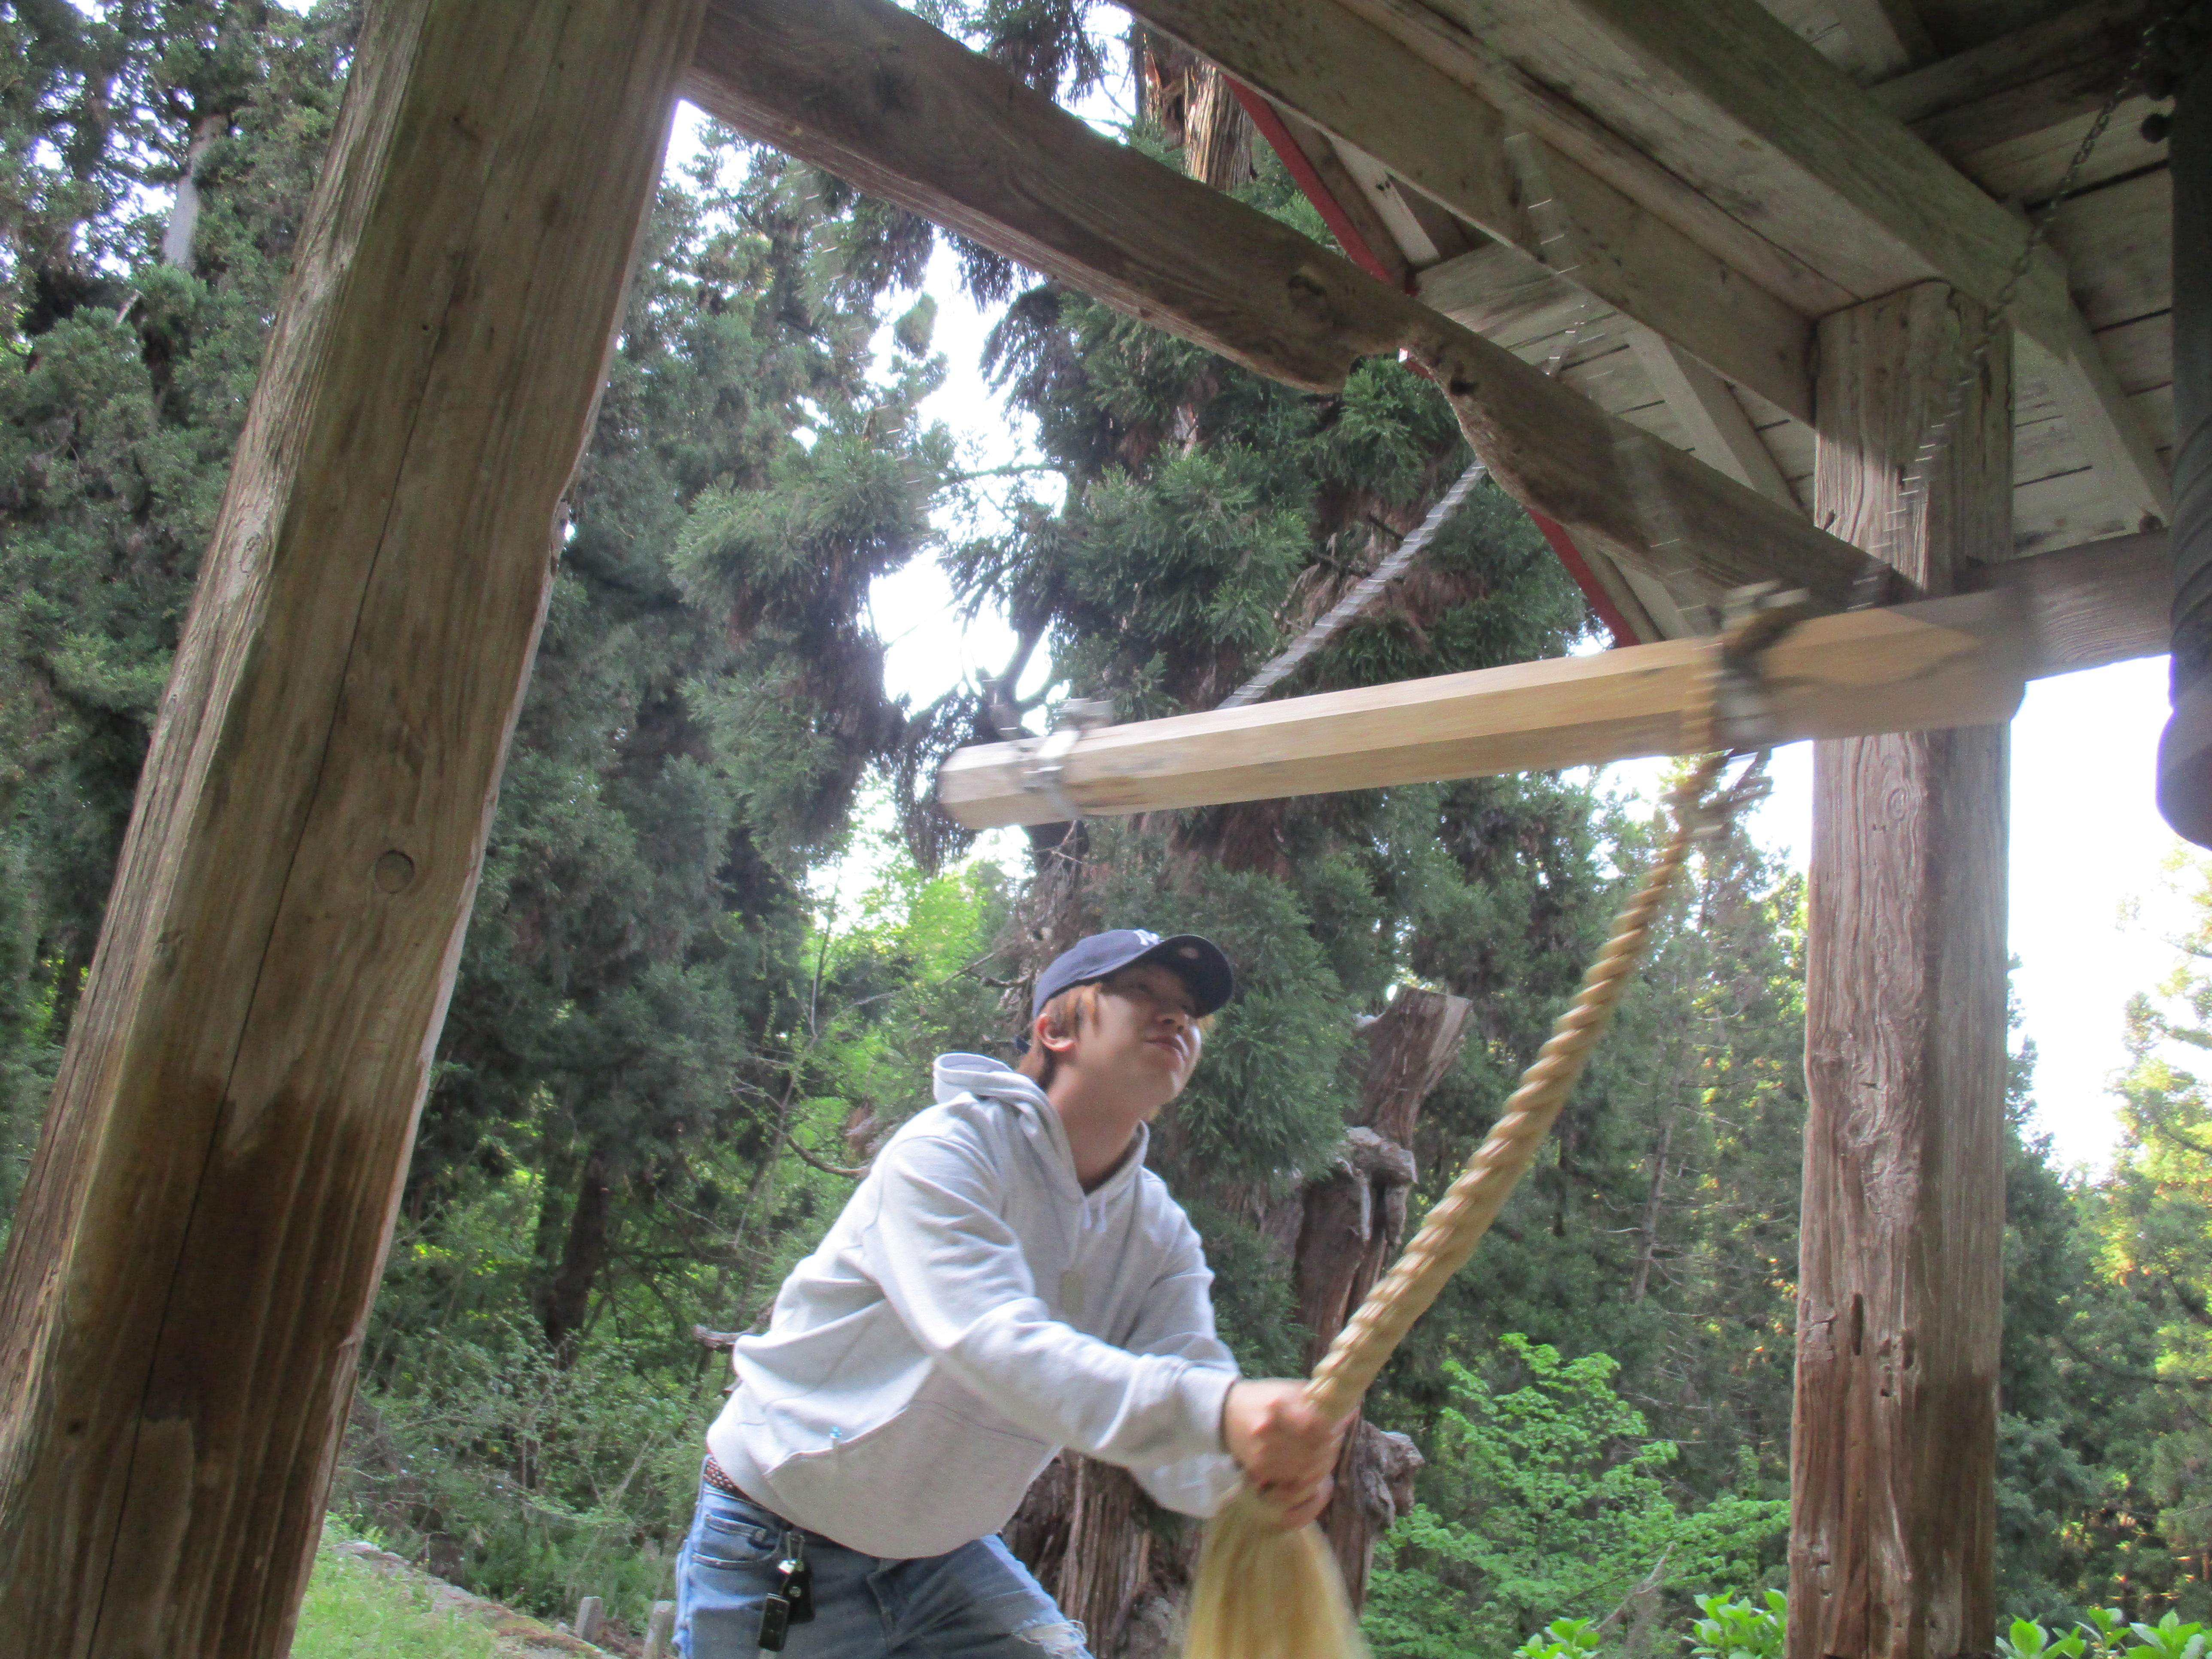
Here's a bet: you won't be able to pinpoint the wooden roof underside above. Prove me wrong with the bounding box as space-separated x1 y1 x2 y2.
1192 0 2172 568
687 0 2174 656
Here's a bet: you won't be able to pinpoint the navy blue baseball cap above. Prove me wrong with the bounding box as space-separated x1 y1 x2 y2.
1032 929 1236 1020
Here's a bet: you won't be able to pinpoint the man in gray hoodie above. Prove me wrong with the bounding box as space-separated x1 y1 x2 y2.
674 929 1343 1659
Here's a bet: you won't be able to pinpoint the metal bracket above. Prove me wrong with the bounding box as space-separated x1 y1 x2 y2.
1710 583 1814 750
1018 698 1114 821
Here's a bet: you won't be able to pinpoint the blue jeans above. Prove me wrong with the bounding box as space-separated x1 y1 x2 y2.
675 1471 1091 1659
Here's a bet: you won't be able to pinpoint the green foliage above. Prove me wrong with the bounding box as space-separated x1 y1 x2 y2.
1364 1337 1785 1659
2131 1610 2212 1659
1688 1591 1788 1659
1487 1594 2212 1659
1516 1617 1604 1659
2002 1618 2091 1659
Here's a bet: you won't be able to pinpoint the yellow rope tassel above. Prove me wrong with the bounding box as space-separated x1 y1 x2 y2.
1182 749 1731 1659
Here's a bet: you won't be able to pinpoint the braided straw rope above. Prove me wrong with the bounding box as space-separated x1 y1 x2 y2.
1304 746 1730 1422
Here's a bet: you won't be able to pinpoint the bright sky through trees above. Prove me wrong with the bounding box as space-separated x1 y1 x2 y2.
861 222 2191 1175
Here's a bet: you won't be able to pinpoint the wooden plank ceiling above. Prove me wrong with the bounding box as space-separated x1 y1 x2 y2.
1131 0 2172 589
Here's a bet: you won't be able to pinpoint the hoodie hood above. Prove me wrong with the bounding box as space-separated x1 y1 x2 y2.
931 1051 1149 1204
933 1051 1048 1112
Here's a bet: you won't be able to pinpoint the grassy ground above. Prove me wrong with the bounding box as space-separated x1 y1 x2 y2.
292 1528 501 1659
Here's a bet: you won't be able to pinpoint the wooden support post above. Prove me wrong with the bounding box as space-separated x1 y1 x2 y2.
1791 283 2011 1659
0 0 702 1653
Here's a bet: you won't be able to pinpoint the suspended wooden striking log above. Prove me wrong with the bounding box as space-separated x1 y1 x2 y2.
937 590 2037 829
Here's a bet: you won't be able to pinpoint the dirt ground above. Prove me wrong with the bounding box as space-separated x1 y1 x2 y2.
331 1540 662 1658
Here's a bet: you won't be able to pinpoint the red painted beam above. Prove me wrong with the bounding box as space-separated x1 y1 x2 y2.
1230 79 1637 646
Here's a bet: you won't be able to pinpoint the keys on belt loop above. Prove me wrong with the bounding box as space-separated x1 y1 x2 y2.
756 1527 814 1652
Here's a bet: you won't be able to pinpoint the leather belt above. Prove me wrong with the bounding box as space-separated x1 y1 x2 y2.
703 1454 751 1500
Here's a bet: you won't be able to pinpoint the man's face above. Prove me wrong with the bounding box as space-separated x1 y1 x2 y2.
1074 961 1204 1113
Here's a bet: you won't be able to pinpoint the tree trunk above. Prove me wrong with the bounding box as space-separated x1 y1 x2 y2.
1135 36 1252 192
541 1145 614 1357
1299 988 1469 1607
162 109 232 269
1182 67 1253 192
1628 1115 1674 1304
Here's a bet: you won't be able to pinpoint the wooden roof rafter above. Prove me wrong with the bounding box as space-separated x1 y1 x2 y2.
683 0 1881 625
1130 0 2173 553
1130 0 1819 423
684 0 2169 671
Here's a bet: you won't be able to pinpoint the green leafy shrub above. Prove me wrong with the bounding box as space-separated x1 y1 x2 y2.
2000 1618 2090 1659
1688 1591 1787 1659
1483 1590 2210 1659
1363 1337 1786 1659
1515 1617 1603 1659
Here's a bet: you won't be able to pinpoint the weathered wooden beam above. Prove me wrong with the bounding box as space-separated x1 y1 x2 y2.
1317 132 1446 268
0 0 702 1651
1123 0 1816 420
936 590 2030 827
1793 282 2008 1659
682 0 1875 615
1869 1 2151 147
1336 0 1856 318
1624 323 1800 509
1827 0 1937 79
685 0 1379 393
1418 0 2082 355
2020 277 2176 529
1976 526 2169 678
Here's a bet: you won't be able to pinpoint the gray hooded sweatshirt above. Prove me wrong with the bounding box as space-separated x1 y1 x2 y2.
704 1052 1243 1558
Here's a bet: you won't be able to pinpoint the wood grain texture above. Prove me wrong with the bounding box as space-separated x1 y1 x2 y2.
1124 0 1816 418
2047 168 2172 332
1793 282 2009 1659
936 591 2031 828
683 0 1389 393
2021 293 2175 529
1869 0 2167 207
1625 324 1800 506
0 0 699 1651
683 0 1875 614
1428 0 2078 352
1867 0 2151 126
1334 0 1857 317
1975 526 2169 676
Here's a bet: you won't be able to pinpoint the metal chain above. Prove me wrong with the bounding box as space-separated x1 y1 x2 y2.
1886 3 2184 556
